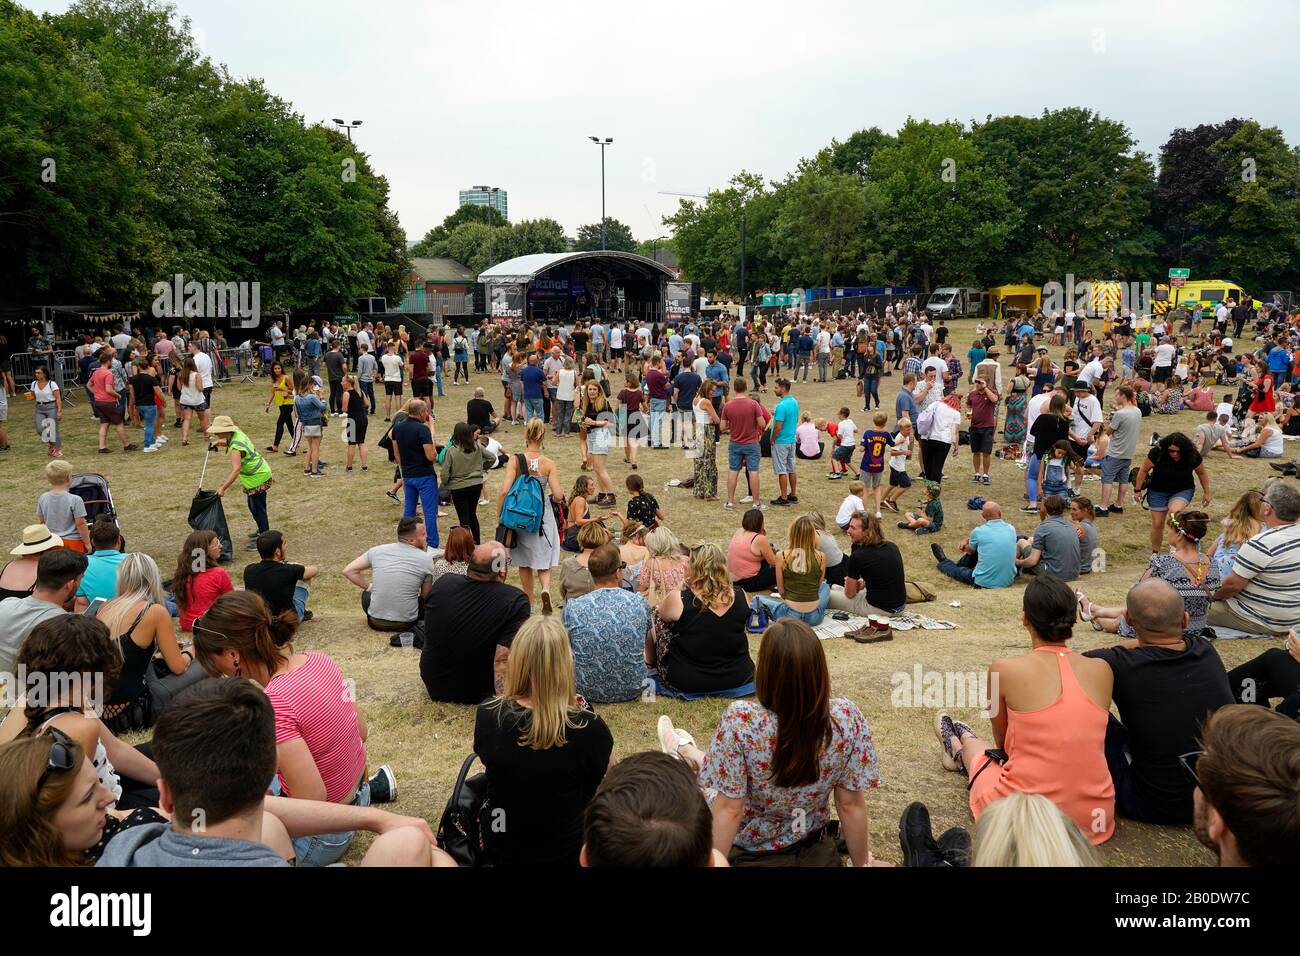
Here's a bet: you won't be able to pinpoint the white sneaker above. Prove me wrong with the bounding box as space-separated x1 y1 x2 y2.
740 495 754 503
477 498 489 506
143 445 159 453
876 511 883 519
156 435 169 443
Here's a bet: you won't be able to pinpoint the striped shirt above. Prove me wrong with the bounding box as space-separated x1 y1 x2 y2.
1227 523 1300 633
265 652 366 803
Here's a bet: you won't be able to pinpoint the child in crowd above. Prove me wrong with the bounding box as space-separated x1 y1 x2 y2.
859 412 892 518
1069 496 1098 575
882 418 914 513
1037 440 1072 504
900 480 943 535
828 406 856 479
835 480 868 529
625 473 664 530
36 460 91 552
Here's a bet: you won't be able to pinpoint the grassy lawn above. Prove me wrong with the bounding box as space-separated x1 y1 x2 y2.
1 323 1283 866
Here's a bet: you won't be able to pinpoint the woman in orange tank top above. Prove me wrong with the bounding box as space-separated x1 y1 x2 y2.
935 575 1116 845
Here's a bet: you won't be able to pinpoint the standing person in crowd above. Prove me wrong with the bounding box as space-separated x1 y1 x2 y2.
356 342 378 414
658 619 883 866
1134 432 1212 557
171 529 233 633
263 362 295 454
753 515 831 626
380 342 405 421
615 368 645 468
692 379 721 500
579 379 616 506
188 339 215 412
720 377 770 511
966 378 998 485
392 399 440 544
244 530 317 623
324 339 347 416
0 614 162 810
497 419 565 605
935 575 1116 844
30 365 63 457
291 370 326 478
97 553 208 731
207 415 274 543
1022 393 1071 513
192 591 396 866
769 378 800 507
129 357 165 453
553 358 577 438
473 595 614 867
653 543 754 697
1190 705 1300 867
90 352 138 453
341 374 369 471
727 508 780 594
440 422 496 543
1082 579 1233 825
1095 385 1141 518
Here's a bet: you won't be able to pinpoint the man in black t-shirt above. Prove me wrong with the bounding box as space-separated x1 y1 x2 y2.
1084 578 1233 825
243 530 319 622
827 513 907 617
570 325 589 357
324 340 348 415
466 387 498 433
421 542 530 704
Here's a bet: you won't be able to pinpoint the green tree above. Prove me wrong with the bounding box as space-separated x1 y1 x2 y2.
410 203 507 257
663 172 781 297
770 157 882 290
870 119 1018 290
574 217 637 252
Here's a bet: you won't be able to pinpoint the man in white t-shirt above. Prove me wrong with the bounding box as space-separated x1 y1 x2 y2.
608 325 624 369
815 328 832 382
1077 354 1112 402
1215 400 1237 430
636 326 651 347
1069 382 1103 493
189 341 214 408
1214 303 1229 330
921 353 948 385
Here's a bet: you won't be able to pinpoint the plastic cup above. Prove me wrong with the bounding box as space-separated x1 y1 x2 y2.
399 631 414 649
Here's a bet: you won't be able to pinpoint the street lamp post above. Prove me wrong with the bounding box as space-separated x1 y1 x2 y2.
589 136 613 249
650 235 667 263
332 118 363 142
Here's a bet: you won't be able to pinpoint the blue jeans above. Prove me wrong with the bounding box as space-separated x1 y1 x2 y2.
648 398 667 448
523 398 544 423
1025 453 1040 504
139 403 157 447
937 553 978 586
757 581 831 626
281 778 370 867
434 360 444 397
292 582 310 620
403 474 440 545
862 375 880 408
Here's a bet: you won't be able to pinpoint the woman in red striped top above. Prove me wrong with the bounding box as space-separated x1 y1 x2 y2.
193 590 396 866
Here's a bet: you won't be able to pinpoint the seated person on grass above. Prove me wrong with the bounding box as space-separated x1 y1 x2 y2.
898 480 943 535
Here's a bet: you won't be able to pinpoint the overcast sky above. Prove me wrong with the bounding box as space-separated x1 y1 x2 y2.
23 0 1300 244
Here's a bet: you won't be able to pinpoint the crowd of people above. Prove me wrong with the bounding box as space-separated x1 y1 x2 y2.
2 303 1299 869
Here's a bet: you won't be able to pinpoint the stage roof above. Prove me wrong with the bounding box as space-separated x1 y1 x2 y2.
479 251 675 284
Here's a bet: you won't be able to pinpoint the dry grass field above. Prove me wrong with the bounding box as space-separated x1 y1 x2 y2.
1 322 1287 866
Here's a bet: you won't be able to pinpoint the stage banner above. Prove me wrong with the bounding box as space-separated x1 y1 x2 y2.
665 281 694 320
489 283 526 321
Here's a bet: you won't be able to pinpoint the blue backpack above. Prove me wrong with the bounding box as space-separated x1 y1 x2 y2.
501 454 546 534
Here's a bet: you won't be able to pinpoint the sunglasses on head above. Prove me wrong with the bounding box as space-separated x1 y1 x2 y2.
35 727 78 794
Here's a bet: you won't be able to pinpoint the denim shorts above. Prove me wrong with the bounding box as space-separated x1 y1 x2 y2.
293 778 369 867
889 469 912 488
832 445 854 463
1146 487 1194 512
728 441 760 472
1100 455 1131 485
771 442 796 475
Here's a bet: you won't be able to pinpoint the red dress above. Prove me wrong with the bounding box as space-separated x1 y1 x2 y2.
1249 377 1276 414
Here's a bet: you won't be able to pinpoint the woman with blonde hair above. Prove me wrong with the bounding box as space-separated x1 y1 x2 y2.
1231 412 1283 459
972 793 1099 867
497 418 565 605
100 552 207 731
692 379 720 499
653 543 755 698
1207 489 1263 582
474 610 614 867
753 515 831 626
579 380 616 506
637 525 689 607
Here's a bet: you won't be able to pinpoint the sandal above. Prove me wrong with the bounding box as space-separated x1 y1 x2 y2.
934 711 966 773
1076 591 1093 621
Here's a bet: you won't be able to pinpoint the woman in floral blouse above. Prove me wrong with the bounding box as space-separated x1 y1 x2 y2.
657 618 884 866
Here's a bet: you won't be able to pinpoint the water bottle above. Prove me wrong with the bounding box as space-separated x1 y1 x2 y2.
399 631 414 649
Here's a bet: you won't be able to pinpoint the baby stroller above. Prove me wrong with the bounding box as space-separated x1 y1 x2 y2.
70 472 123 547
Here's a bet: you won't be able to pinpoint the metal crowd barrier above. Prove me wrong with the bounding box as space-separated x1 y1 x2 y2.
8 350 80 405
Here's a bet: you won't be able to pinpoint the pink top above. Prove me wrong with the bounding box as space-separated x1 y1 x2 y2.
265 652 367 803
968 646 1115 844
728 531 762 580
796 422 821 457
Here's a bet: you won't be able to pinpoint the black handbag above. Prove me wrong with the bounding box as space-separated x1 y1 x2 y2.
436 753 491 866
494 523 517 549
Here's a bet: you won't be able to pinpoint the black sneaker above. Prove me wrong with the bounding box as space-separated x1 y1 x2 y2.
770 496 790 506
1108 506 1124 515
1093 507 1109 518
387 491 400 503
897 521 911 529
1019 504 1039 513
786 495 799 504
367 764 398 804
935 826 972 867
930 543 949 564
299 610 313 622
899 802 944 867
